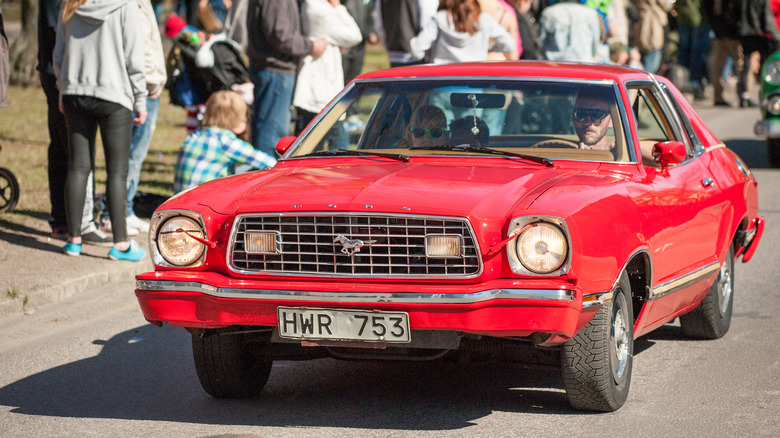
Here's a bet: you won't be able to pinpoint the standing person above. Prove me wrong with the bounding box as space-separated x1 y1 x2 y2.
375 0 438 67
174 91 277 193
342 0 378 84
507 0 541 59
734 0 780 107
246 0 328 157
102 0 167 235
478 0 520 59
410 0 515 64
0 5 7 108
676 0 712 101
294 0 362 135
38 0 113 245
538 0 602 62
634 0 674 74
704 0 745 107
54 0 148 261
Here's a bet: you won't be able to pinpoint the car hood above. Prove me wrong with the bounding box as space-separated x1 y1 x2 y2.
194 160 588 220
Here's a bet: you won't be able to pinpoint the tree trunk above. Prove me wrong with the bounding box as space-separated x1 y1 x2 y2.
8 0 38 86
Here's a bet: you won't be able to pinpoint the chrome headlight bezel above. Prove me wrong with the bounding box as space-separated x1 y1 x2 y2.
765 59 780 84
149 209 207 267
506 216 571 276
767 94 780 115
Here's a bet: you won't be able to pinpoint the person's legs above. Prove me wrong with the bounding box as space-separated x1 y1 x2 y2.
688 25 712 99
126 96 159 218
711 38 728 103
96 100 133 244
40 72 68 232
63 96 99 241
642 50 662 75
250 67 296 157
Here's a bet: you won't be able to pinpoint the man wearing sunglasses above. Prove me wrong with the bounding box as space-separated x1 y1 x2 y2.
572 88 615 152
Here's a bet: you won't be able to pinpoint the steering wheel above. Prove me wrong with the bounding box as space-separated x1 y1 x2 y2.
529 139 579 148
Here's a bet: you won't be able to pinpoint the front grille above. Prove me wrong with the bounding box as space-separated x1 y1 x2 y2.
229 214 481 277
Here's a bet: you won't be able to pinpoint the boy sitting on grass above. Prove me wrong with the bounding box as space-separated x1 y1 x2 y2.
174 90 277 193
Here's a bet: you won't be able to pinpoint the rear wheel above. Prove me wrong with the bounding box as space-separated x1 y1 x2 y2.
768 139 780 168
561 272 634 412
192 326 273 398
680 246 734 339
0 167 20 213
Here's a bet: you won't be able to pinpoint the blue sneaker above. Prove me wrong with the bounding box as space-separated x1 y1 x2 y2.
62 242 82 257
108 240 146 262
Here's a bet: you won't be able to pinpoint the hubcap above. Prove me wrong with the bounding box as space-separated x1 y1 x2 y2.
717 261 732 317
611 299 629 384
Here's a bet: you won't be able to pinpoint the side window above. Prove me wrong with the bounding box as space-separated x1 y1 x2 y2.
661 85 704 153
627 84 680 166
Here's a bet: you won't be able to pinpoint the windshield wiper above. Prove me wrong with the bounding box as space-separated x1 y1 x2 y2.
301 149 409 162
409 144 553 167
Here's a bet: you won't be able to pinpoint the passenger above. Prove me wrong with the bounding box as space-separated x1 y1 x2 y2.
405 105 449 148
571 88 615 152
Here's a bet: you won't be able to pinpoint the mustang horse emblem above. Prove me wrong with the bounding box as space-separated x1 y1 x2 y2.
333 235 377 256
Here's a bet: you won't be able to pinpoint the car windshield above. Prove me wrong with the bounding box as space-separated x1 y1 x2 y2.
287 79 631 163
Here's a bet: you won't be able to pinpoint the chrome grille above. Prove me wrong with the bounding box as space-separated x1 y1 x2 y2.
229 214 481 277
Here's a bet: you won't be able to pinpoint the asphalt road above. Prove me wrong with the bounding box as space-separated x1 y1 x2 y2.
0 103 778 437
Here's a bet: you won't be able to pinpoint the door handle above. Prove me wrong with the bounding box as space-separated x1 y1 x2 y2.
702 178 715 187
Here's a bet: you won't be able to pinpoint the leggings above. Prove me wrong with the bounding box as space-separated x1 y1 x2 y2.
63 95 132 242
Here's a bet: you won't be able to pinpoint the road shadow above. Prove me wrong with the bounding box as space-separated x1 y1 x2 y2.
0 324 589 431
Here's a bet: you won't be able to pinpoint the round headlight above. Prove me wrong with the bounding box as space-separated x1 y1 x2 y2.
768 95 780 115
766 59 780 84
515 222 568 274
156 216 206 266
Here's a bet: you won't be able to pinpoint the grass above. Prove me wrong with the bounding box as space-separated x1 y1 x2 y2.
0 43 390 227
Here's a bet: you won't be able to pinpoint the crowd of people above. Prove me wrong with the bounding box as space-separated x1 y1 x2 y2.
28 0 780 261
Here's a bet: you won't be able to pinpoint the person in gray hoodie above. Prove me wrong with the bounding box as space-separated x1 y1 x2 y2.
53 0 148 262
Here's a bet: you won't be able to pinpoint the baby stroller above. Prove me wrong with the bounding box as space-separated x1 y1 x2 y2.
0 144 19 213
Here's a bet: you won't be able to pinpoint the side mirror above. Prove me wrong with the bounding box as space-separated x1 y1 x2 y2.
275 136 297 156
652 141 687 170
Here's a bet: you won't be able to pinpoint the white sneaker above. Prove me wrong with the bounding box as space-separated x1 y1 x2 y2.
102 218 139 236
126 215 150 233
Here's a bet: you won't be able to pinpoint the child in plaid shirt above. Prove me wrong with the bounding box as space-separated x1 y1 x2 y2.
174 90 277 193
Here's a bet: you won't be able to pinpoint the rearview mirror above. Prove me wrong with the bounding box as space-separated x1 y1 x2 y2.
275 136 297 156
652 141 687 170
450 93 507 109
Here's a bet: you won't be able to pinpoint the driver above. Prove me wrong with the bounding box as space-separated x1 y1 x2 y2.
572 88 615 152
405 105 449 147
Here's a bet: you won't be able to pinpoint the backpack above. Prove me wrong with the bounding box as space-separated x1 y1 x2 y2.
166 33 249 107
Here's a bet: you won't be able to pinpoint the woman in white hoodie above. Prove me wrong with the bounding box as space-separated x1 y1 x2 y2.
410 0 515 64
293 0 362 139
53 0 148 261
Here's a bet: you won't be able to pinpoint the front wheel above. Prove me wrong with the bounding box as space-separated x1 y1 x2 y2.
768 139 780 168
192 326 273 398
680 245 734 339
561 272 634 412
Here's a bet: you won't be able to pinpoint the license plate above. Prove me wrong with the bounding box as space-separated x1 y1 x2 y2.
277 307 411 343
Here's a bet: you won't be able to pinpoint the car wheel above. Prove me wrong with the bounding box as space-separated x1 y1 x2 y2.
768 139 780 168
192 326 272 398
0 167 20 213
680 245 734 339
561 272 633 412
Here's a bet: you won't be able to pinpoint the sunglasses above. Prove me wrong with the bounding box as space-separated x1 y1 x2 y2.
411 127 445 138
573 108 610 123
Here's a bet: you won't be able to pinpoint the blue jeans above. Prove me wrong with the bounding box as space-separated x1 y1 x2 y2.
677 25 711 89
126 96 159 217
250 67 295 157
642 50 663 75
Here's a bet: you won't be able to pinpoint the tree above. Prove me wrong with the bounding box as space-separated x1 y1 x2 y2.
8 0 38 86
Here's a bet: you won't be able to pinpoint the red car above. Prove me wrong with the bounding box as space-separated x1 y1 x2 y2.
136 62 764 412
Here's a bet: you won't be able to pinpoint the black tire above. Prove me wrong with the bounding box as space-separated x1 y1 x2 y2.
192 326 273 398
768 139 780 168
680 246 734 339
0 167 20 213
561 272 634 412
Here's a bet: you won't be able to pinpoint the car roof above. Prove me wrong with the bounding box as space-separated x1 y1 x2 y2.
355 61 653 83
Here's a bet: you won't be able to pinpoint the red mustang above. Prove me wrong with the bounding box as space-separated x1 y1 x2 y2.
136 62 764 412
